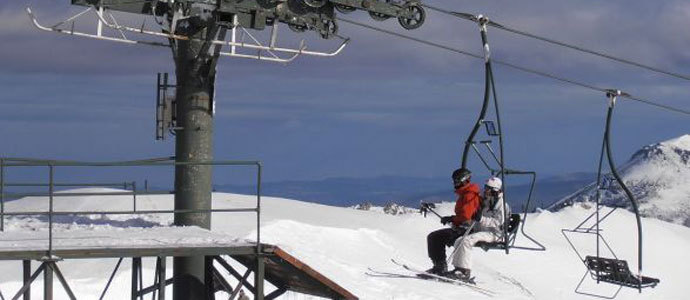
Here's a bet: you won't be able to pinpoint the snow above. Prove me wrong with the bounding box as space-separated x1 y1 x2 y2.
552 134 690 227
663 134 690 150
1 189 689 299
0 226 249 254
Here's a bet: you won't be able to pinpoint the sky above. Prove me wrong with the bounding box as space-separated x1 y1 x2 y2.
0 0 688 186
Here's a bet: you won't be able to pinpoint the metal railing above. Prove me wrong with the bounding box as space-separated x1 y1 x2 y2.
0 157 263 258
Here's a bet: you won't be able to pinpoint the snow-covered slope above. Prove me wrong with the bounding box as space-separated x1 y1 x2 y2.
551 135 690 226
1 189 689 299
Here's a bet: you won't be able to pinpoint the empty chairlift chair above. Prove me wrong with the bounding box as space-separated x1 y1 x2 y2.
561 90 659 298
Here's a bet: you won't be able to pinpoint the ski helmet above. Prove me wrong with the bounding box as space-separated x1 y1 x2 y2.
452 168 472 187
485 176 502 191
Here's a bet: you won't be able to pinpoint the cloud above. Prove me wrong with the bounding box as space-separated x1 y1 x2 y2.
1 0 687 80
1 0 689 181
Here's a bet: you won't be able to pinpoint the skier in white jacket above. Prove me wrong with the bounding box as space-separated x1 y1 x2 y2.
448 176 509 280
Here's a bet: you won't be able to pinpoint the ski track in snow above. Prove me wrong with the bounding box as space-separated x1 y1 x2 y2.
0 189 687 299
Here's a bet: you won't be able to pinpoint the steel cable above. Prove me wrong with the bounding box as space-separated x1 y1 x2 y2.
422 3 690 82
337 17 690 116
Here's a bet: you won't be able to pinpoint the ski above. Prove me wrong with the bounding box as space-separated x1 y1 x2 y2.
366 268 421 279
367 268 476 283
416 271 477 285
367 268 481 286
388 259 495 297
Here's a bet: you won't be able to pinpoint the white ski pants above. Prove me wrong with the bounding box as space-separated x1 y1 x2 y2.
450 231 500 270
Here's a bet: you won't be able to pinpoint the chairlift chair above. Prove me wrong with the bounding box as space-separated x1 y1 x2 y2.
475 213 520 250
452 16 545 253
561 90 659 298
584 256 659 289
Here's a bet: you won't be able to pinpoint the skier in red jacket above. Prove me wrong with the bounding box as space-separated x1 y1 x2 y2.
425 168 481 275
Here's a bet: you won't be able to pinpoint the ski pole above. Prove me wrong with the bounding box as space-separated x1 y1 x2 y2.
420 202 443 219
427 207 443 219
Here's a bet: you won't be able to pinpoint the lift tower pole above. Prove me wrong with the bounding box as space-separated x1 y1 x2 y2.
171 6 225 299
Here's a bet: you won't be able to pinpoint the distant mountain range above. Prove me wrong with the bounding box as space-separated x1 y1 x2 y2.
550 135 690 227
215 172 596 212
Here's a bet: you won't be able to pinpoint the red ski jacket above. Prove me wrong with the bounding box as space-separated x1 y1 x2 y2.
452 183 481 226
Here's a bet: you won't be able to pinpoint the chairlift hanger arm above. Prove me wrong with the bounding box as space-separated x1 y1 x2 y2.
602 90 644 278
469 143 496 174
460 15 494 169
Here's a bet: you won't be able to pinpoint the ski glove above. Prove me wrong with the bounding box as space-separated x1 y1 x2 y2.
440 216 454 225
472 207 484 222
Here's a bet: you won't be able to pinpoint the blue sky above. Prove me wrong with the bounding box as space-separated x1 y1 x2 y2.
0 1 688 185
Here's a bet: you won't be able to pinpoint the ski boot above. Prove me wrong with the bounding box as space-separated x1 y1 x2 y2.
445 267 473 282
424 260 447 275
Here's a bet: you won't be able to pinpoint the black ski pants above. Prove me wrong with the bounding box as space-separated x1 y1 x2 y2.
427 227 469 263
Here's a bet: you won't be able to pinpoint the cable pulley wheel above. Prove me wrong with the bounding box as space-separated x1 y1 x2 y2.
288 23 308 33
335 4 356 14
301 0 328 8
398 4 425 30
320 19 338 39
368 11 391 21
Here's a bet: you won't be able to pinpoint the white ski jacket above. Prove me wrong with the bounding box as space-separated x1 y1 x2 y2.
477 193 510 236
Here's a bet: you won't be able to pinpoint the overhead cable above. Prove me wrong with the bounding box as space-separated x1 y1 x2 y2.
422 4 690 82
337 17 690 116
622 94 690 115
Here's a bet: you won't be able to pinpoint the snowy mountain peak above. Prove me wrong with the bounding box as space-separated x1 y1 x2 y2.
551 134 690 227
664 134 690 148
629 134 690 166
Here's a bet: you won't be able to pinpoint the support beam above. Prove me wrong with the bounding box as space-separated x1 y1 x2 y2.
48 262 76 300
214 256 256 294
158 257 166 300
12 263 46 300
131 257 141 300
23 260 30 300
44 262 52 300
137 278 173 298
138 259 143 299
211 267 234 294
205 256 215 300
99 258 123 300
231 269 252 300
265 288 287 300
255 256 265 300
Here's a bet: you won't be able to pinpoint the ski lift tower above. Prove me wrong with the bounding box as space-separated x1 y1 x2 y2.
27 0 427 299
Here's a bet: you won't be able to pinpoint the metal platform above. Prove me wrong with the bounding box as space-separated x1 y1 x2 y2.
0 226 257 260
0 226 358 299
